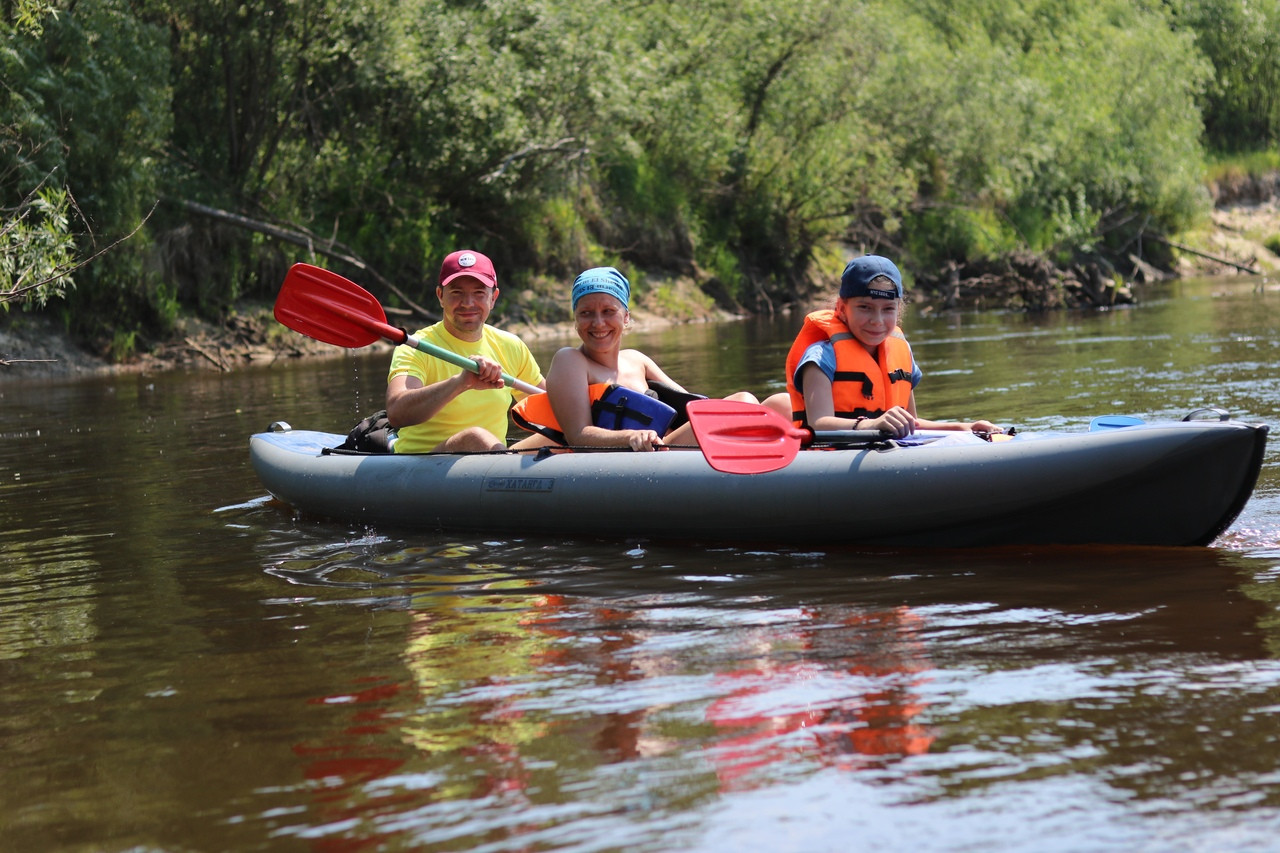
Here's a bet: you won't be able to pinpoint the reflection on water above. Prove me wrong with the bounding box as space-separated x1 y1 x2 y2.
223 535 1280 850
2 276 1280 851
703 604 935 789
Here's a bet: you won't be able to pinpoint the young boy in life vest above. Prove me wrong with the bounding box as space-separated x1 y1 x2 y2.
513 267 760 452
765 255 1001 440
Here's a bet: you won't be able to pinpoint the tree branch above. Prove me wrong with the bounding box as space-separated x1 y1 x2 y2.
1 201 155 306
1146 233 1261 275
480 137 586 184
171 199 440 321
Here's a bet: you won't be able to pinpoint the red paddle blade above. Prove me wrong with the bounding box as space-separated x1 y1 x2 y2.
274 263 393 349
686 399 806 474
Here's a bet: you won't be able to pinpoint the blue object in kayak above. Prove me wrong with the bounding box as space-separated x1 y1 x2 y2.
1090 415 1146 431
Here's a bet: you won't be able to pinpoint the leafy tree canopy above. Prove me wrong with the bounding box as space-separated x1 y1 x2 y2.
3 0 1277 348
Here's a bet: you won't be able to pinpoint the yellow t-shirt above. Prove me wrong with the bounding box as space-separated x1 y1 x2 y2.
387 323 544 454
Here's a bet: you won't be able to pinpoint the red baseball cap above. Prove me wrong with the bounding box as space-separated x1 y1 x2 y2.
439 250 497 288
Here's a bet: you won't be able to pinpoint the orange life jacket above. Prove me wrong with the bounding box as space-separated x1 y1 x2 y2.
512 383 677 444
784 310 914 427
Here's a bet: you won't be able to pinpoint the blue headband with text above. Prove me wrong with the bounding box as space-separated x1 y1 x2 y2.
571 267 631 310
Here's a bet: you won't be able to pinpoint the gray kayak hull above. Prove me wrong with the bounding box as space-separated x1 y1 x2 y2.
248 420 1268 547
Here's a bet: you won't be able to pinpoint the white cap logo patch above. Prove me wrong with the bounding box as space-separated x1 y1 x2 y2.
457 252 477 268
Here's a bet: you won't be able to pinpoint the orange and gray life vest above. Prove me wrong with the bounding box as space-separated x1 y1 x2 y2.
784 310 914 428
512 382 677 444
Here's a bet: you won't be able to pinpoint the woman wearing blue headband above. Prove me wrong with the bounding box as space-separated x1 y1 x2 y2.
514 267 760 451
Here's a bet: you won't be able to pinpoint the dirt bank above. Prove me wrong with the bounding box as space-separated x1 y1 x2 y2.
908 198 1280 312
1189 199 1280 276
0 290 722 382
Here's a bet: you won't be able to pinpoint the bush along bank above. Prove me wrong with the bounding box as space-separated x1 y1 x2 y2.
910 181 1280 312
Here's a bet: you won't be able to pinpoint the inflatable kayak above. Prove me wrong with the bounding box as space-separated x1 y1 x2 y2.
248 413 1268 548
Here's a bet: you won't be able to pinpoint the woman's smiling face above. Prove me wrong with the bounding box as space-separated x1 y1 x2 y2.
574 292 629 351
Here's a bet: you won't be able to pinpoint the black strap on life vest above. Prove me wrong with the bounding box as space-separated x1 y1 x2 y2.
832 370 875 399
798 369 913 423
590 386 676 433
511 383 686 445
828 369 910 400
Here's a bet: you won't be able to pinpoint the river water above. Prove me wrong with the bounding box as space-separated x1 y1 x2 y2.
3 275 1279 852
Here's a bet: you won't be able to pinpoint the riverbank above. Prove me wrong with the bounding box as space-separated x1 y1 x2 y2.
0 271 736 381
0 288 710 382
3 198 1277 382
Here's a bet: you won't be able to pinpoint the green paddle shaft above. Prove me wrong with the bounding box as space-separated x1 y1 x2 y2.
402 331 543 396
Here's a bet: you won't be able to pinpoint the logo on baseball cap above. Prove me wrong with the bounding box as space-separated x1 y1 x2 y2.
839 254 903 300
439 250 497 288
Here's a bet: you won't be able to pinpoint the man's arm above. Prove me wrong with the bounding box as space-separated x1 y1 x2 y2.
385 357 505 428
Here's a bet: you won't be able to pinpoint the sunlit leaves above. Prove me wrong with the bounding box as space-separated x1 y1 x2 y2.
3 0 1270 327
875 0 1210 261
1 186 75 310
1169 0 1280 151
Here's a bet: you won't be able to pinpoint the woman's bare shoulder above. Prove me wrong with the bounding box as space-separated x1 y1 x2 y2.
619 348 656 366
550 345 586 364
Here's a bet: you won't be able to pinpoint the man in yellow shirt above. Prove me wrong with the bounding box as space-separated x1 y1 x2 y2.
386 250 546 452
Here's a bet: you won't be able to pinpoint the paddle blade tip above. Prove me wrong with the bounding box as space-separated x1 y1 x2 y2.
687 399 802 475
274 264 388 348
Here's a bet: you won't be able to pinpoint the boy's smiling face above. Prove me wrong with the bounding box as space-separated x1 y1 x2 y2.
840 295 899 350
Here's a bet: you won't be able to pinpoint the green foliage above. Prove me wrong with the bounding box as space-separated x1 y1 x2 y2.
2 0 72 311
647 280 717 321
1169 0 1280 151
3 0 172 347
515 195 596 281
0 186 75 310
875 0 1211 262
902 207 1021 271
4 0 1278 343
697 242 745 299
107 327 137 361
4 0 57 35
632 0 914 298
1206 150 1280 183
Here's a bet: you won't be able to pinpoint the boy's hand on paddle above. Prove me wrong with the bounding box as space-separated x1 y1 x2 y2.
868 407 917 438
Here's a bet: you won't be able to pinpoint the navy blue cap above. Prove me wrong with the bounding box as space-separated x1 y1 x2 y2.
840 255 903 299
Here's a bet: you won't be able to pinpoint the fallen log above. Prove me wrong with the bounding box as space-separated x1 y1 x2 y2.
1147 234 1260 275
171 199 440 320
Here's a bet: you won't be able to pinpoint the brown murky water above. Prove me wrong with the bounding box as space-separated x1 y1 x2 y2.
3 276 1279 851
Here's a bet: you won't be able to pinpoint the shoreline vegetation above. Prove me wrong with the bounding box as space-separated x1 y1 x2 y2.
2 185 1277 382
5 2 1280 382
